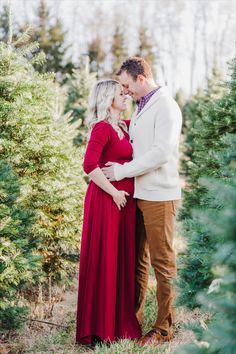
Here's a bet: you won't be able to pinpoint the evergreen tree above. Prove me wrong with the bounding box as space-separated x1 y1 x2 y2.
87 34 105 77
30 0 73 81
175 88 186 111
0 5 19 43
176 135 236 354
0 25 85 328
136 25 155 74
178 59 236 308
110 24 127 76
0 5 10 42
181 65 223 179
0 161 41 329
64 55 96 145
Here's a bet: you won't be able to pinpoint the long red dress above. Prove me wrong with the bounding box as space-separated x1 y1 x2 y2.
76 120 141 344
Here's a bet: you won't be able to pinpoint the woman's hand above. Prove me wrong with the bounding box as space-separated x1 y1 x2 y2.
112 190 129 210
87 168 130 210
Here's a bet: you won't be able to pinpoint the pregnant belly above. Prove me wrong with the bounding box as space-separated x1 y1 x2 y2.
98 160 134 195
111 178 134 195
88 178 134 196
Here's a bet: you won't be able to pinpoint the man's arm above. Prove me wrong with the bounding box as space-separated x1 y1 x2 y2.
114 98 182 181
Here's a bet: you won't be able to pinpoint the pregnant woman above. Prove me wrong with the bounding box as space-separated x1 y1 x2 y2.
76 79 141 345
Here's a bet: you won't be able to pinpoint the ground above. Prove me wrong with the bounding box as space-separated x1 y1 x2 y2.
0 230 206 354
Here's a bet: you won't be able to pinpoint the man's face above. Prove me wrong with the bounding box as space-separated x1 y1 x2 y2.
119 71 145 101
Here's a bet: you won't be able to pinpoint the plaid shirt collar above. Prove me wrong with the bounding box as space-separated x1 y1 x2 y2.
137 87 161 114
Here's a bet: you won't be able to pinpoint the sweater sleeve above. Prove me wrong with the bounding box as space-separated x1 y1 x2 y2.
114 98 182 181
83 122 110 174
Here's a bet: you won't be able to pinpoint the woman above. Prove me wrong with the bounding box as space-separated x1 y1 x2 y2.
76 80 141 345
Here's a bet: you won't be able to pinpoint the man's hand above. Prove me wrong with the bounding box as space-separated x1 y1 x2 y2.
102 162 116 181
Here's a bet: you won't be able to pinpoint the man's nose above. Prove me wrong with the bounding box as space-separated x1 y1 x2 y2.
123 88 129 95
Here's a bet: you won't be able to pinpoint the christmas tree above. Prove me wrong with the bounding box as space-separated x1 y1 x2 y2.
0 19 86 329
0 5 11 42
176 135 236 354
110 23 127 76
29 0 73 81
135 25 156 75
178 59 236 308
64 56 96 145
181 66 223 184
87 34 105 78
0 160 41 329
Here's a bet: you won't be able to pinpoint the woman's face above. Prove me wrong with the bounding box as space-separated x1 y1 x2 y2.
111 85 127 112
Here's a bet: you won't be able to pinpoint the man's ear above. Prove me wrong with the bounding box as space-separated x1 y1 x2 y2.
137 74 146 84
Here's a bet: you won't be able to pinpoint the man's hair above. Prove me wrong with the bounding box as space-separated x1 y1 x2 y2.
116 57 153 80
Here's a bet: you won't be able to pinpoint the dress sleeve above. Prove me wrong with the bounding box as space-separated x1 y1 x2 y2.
83 122 110 174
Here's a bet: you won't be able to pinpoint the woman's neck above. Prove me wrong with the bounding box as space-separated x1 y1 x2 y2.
109 109 120 122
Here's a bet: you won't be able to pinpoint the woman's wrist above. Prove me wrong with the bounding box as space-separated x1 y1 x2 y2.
111 188 119 198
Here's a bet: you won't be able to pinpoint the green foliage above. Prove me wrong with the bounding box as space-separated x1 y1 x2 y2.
0 5 10 42
64 57 96 145
87 35 105 77
178 60 236 308
0 160 41 329
110 24 127 76
30 0 74 81
175 89 186 111
0 29 85 329
181 66 224 179
176 135 236 354
135 25 155 74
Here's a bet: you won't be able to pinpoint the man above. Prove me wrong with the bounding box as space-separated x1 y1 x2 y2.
102 57 182 346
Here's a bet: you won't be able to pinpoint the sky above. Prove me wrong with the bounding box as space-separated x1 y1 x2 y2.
1 0 236 96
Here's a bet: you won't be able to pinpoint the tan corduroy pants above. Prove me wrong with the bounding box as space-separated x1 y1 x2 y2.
135 200 179 335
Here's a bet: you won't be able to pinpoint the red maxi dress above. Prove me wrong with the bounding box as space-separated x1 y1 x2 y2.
76 120 141 344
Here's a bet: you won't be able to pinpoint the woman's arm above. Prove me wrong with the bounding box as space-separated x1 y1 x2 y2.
88 167 129 210
84 122 128 209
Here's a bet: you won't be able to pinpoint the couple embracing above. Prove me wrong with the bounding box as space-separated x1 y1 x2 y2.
76 57 182 347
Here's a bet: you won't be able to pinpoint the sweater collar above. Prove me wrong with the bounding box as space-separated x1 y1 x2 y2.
134 87 164 119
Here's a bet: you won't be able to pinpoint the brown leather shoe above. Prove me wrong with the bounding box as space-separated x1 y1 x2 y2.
137 328 173 347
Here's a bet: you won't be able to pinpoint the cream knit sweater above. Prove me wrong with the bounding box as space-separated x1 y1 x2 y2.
114 87 182 201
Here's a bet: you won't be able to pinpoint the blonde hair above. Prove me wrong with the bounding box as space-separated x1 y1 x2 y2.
85 79 128 139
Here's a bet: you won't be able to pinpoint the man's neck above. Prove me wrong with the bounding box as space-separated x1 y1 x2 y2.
142 81 159 97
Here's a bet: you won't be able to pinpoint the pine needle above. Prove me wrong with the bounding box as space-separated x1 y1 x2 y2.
14 26 34 48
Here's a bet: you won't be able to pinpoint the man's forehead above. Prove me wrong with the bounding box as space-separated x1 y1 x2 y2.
120 71 132 84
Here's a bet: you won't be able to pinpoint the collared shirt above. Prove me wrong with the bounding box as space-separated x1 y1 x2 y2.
137 87 161 114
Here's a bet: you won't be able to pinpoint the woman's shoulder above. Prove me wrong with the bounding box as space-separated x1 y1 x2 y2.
90 120 111 139
92 120 111 131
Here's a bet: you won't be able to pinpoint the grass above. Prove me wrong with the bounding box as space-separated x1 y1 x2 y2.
2 278 205 354
1 232 205 353
9 280 171 354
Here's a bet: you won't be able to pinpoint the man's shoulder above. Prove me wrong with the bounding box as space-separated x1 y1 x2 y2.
155 88 181 110
155 87 174 101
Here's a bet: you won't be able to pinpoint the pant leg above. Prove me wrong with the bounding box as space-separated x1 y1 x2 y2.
135 204 150 324
137 199 178 335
